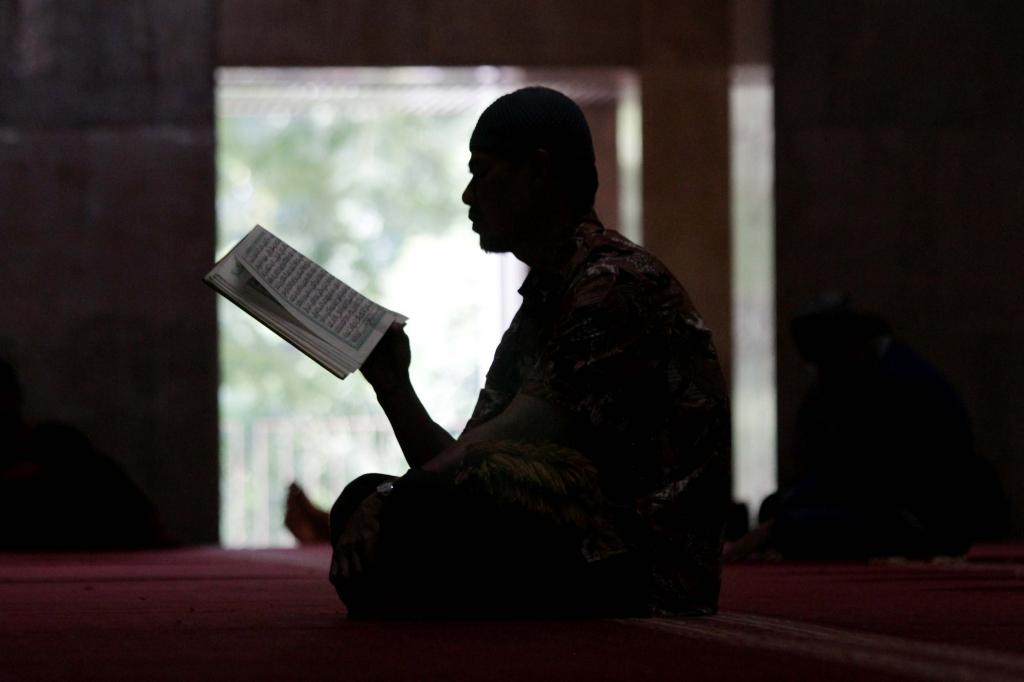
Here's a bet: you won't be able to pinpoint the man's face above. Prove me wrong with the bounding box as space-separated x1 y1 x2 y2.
462 151 534 254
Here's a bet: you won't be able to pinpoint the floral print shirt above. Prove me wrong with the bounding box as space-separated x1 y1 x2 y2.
465 219 730 615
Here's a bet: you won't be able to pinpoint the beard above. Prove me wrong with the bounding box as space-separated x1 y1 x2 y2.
474 225 514 254
479 238 510 254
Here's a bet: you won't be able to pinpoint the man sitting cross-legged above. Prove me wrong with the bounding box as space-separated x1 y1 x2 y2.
327 87 730 618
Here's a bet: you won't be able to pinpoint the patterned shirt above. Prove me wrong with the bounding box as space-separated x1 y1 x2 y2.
465 219 730 615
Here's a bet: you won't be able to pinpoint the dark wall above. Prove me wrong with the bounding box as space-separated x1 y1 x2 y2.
774 1 1024 534
0 1 219 543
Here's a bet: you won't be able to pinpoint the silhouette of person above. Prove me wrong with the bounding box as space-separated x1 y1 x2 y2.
0 358 168 550
322 87 730 617
725 295 1005 561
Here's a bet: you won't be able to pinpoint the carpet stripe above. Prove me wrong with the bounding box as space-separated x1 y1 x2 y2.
874 559 1024 578
616 611 1024 682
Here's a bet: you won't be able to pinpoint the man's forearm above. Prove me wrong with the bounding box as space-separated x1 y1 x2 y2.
421 391 578 473
374 379 455 469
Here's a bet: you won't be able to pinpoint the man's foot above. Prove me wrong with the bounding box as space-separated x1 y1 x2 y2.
284 482 331 545
721 520 778 563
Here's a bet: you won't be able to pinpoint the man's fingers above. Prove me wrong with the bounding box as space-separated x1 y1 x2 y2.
340 537 379 580
334 553 349 582
330 495 383 585
347 547 363 578
363 535 378 566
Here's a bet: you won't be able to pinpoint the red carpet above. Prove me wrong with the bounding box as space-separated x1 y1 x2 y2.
1 545 1022 681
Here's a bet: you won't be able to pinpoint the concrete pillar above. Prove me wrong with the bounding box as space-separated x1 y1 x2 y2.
0 0 219 543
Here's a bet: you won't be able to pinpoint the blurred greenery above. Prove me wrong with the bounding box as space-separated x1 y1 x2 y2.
217 104 480 421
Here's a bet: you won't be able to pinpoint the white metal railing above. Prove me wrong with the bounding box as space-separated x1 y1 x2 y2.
219 415 408 547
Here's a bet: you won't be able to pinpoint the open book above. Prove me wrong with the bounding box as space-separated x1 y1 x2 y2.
204 225 406 379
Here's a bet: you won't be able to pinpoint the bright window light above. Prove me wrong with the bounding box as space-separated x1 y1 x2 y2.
730 64 777 521
215 67 639 547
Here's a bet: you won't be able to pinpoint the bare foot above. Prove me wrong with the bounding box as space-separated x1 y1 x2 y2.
722 520 778 563
284 482 331 545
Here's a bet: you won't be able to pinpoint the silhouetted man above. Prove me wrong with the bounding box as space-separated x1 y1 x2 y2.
329 87 730 617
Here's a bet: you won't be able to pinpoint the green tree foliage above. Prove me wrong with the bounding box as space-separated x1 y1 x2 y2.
217 102 479 420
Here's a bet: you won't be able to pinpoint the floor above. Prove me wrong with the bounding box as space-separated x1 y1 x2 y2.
1 544 1021 681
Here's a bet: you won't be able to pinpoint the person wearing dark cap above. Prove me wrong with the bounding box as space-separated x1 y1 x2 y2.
327 87 730 617
724 295 1006 562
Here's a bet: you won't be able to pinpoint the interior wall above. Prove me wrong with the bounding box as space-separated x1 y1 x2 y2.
0 1 219 543
774 1 1024 534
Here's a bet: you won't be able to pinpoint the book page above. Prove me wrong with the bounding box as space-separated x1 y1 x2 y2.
205 253 366 378
237 227 397 353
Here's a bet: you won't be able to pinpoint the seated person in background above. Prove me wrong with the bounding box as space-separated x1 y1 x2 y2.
724 295 1006 562
327 87 730 618
0 358 168 551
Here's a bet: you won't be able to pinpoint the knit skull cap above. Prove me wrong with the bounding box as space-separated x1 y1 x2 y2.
469 86 596 165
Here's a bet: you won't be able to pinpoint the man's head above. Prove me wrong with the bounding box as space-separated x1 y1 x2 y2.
791 294 892 383
463 87 598 255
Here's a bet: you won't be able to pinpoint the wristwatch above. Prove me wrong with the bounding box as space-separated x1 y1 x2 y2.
375 480 396 498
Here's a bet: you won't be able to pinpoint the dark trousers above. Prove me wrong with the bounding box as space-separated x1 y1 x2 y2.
329 468 649 618
760 476 970 559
